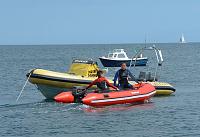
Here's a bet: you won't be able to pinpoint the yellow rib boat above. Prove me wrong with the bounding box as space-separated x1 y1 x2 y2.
27 59 175 99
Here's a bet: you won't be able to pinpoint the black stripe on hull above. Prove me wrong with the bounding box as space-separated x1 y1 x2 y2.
27 73 92 84
155 86 176 92
27 73 175 92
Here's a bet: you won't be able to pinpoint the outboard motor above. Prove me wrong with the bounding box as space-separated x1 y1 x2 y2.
72 86 86 103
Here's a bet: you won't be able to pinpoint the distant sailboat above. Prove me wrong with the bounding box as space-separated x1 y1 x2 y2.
180 34 186 43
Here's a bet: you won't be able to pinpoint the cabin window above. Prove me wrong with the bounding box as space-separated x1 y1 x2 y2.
118 54 125 58
108 54 113 58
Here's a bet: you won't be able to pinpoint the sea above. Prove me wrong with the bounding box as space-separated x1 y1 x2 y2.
0 43 200 137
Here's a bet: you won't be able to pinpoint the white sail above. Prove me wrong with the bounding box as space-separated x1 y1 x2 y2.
180 34 186 43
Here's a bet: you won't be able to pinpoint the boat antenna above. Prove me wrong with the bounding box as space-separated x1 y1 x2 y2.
145 34 147 47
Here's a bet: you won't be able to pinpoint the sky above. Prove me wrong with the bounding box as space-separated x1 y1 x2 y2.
0 0 199 45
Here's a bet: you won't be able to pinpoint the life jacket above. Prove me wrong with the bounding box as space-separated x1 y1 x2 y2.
96 81 108 90
118 69 129 84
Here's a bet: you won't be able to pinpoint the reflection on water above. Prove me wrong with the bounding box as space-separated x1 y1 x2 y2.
83 103 155 113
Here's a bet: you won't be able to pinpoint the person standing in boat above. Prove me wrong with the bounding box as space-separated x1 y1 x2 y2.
113 63 137 89
86 70 119 92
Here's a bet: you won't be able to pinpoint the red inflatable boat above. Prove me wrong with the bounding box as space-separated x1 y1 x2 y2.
54 83 156 107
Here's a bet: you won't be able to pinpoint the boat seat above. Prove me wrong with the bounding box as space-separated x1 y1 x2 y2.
138 71 146 82
146 72 153 81
146 72 158 82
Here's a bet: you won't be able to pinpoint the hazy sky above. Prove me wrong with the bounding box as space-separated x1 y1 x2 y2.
0 0 199 45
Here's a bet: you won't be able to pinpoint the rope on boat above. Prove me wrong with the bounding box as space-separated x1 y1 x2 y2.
16 72 32 102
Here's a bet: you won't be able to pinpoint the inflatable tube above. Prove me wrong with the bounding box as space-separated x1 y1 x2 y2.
54 83 156 107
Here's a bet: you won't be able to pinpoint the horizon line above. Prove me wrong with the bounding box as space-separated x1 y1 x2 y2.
0 41 199 46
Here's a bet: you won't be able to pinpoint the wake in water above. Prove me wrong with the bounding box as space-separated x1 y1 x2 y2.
0 97 155 115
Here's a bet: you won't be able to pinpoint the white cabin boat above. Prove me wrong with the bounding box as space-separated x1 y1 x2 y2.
99 49 148 67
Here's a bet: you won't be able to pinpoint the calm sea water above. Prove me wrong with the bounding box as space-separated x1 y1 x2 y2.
0 43 200 137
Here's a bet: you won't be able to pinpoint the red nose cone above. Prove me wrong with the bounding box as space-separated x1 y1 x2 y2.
54 92 74 103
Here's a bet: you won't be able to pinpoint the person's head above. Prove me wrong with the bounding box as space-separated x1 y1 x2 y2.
121 63 127 70
97 70 104 78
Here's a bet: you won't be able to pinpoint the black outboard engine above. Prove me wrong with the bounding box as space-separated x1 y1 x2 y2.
72 86 86 103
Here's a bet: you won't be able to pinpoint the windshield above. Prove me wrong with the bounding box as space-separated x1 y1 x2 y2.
114 54 117 58
108 53 113 58
118 53 126 58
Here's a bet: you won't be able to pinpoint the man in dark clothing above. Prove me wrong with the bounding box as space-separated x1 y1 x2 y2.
113 63 137 89
86 70 119 92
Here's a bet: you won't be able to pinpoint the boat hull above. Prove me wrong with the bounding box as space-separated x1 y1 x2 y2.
28 69 175 99
99 57 148 67
34 82 175 99
149 82 176 96
54 83 156 107
35 84 67 99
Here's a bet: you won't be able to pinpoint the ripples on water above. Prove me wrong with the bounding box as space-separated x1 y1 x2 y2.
0 43 200 137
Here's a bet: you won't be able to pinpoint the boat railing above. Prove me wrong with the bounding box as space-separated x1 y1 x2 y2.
129 45 163 81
